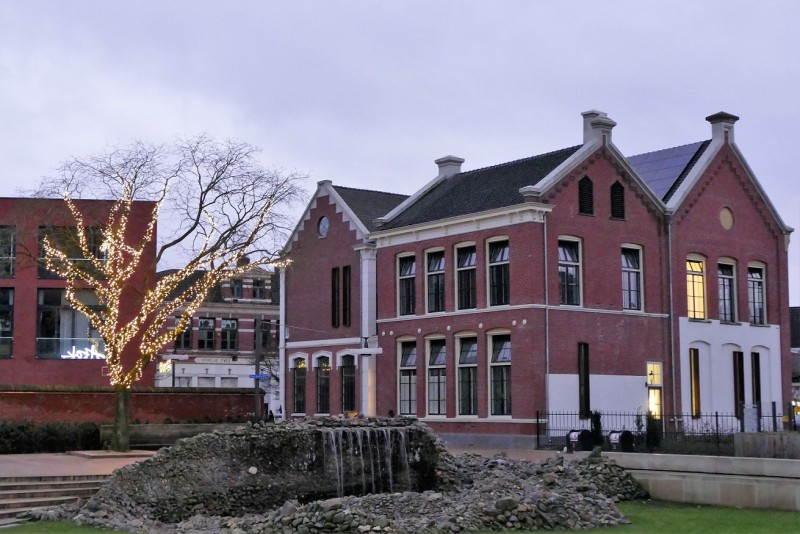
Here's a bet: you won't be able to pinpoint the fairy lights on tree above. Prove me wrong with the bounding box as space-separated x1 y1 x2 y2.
35 136 305 450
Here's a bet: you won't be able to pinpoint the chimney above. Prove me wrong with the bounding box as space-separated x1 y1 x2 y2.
581 109 616 145
435 155 465 178
706 112 739 144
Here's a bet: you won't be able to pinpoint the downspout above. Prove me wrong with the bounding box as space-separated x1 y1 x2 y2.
278 266 287 418
543 214 550 415
666 213 679 423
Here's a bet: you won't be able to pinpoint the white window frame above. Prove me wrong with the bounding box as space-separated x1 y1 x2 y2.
397 337 417 416
558 237 583 306
486 237 510 307
686 254 707 320
487 329 512 417
425 248 446 314
717 258 737 323
397 253 416 316
454 242 477 311
456 333 478 417
747 261 766 325
425 336 447 417
621 244 643 311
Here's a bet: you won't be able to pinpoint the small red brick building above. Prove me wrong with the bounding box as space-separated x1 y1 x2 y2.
0 197 157 387
281 111 792 447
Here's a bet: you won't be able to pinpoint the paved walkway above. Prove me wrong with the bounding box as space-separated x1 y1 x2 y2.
0 447 566 479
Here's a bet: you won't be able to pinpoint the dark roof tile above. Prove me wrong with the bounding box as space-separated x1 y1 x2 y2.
332 186 408 232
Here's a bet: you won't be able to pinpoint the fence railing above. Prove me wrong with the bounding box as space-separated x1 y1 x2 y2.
535 403 791 456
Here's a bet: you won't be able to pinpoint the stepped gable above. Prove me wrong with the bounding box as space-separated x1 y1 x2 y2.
332 185 408 232
628 140 711 202
383 145 582 229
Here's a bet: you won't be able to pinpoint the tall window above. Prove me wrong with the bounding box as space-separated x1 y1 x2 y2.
221 319 238 351
316 356 330 414
342 265 351 326
174 317 192 351
578 177 594 215
747 266 765 325
751 352 761 407
398 256 416 316
488 240 509 306
255 319 276 355
341 354 356 412
426 251 445 313
578 343 590 418
489 333 512 416
36 289 104 359
293 358 307 413
231 279 244 299
558 240 581 305
718 263 736 322
0 288 12 358
0 226 15 278
686 258 706 319
398 341 417 415
38 226 106 279
197 318 215 350
427 339 446 415
252 279 267 300
457 336 478 416
621 247 642 310
331 267 340 327
646 362 663 418
610 181 625 219
733 350 744 419
689 347 701 417
456 245 477 310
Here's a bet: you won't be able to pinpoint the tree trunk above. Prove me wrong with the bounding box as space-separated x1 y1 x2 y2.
111 386 131 452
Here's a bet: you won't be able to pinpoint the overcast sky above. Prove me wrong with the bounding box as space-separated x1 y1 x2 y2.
1 1 798 304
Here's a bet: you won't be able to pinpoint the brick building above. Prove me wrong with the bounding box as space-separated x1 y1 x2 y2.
155 263 280 411
281 111 792 446
0 197 157 387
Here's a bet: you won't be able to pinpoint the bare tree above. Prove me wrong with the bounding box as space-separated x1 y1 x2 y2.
31 136 306 450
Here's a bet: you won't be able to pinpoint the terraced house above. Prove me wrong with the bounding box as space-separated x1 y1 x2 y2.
280 111 792 447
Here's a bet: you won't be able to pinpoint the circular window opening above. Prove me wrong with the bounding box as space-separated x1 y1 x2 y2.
719 207 734 230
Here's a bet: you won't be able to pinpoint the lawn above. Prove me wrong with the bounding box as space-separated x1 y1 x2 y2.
5 501 799 533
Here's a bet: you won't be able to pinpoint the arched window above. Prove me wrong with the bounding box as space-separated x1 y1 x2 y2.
341 354 356 413
292 357 307 414
316 356 330 414
610 181 625 219
578 177 593 215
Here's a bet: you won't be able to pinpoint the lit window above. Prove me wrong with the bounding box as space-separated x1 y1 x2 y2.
488 240 509 306
426 251 445 313
293 358 306 413
689 348 701 417
456 245 477 310
427 339 447 415
558 240 581 306
646 362 663 419
457 336 478 416
686 258 706 319
718 263 736 322
398 341 417 415
621 247 642 310
316 356 330 414
747 266 765 324
489 333 511 416
398 256 416 316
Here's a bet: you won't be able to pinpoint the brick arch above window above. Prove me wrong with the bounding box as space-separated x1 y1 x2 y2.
288 352 309 369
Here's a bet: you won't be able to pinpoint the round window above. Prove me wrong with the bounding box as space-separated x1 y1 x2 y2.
719 207 734 230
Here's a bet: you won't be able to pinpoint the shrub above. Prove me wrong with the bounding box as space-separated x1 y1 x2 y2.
0 421 102 453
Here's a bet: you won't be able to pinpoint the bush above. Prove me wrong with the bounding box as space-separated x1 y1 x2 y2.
0 421 102 453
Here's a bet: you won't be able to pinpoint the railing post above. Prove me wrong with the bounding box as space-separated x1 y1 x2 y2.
771 401 777 431
715 412 720 453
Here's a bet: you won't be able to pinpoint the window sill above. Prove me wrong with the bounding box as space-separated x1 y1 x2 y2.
719 321 741 326
610 217 626 221
748 322 769 327
578 212 595 217
688 318 711 323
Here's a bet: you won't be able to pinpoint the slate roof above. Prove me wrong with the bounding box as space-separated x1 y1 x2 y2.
382 145 582 229
628 140 711 202
332 186 408 232
157 269 224 303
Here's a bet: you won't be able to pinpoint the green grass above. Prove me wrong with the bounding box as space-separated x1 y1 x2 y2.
5 501 799 533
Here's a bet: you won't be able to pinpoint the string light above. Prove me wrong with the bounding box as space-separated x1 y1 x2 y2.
43 192 290 389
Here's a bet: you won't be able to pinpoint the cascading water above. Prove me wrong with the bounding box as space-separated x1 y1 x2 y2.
320 426 413 498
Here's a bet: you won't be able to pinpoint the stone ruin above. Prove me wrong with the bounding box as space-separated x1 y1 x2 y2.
34 417 648 532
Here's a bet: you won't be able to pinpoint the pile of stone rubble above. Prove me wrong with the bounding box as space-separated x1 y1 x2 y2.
27 418 647 533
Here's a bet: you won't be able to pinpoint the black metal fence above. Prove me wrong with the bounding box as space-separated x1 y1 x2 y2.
535 403 791 456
